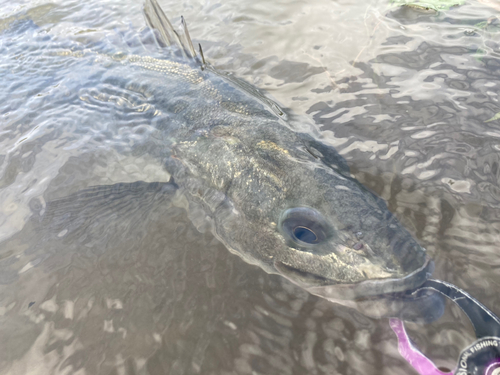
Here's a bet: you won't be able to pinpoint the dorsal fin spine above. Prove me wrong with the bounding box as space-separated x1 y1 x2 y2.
180 16 197 59
143 0 200 63
198 43 206 67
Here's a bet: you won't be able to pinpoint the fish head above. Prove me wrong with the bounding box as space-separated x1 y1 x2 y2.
173 119 435 318
139 0 436 317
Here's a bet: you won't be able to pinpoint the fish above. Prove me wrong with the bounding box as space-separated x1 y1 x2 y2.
0 0 443 321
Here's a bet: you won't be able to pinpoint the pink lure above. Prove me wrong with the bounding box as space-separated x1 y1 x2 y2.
390 319 453 375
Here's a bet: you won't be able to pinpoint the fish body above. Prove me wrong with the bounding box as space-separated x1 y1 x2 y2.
0 0 439 319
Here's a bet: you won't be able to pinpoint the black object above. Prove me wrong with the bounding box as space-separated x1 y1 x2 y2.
455 337 500 375
420 279 500 375
421 279 500 339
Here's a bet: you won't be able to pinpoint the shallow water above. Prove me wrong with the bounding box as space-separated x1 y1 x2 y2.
0 0 499 374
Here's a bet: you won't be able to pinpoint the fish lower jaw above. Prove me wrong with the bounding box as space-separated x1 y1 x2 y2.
293 256 434 300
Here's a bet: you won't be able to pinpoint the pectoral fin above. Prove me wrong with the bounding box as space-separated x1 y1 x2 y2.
34 181 179 239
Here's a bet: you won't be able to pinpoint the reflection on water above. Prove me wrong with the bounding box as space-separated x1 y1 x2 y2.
0 0 499 373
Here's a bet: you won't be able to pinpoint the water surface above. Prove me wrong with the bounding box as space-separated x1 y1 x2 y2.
0 0 499 374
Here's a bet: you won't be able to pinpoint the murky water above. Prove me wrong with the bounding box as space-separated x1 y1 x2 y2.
1 0 499 373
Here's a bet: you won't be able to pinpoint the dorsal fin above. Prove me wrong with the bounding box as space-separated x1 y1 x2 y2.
142 0 284 117
143 0 198 61
179 16 196 59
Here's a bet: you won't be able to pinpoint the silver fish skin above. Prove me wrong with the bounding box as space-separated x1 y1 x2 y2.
0 1 436 319
164 70 432 298
138 1 434 303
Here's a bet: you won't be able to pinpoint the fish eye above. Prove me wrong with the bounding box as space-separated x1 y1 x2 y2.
279 207 329 247
293 226 318 243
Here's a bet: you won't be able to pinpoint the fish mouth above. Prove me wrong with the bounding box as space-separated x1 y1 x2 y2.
275 256 434 300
